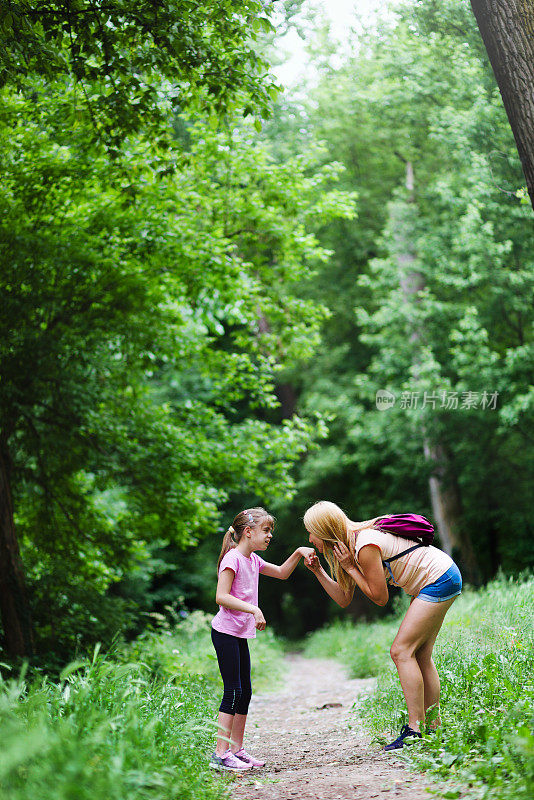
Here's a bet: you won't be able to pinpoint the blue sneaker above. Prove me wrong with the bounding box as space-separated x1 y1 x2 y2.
384 724 422 751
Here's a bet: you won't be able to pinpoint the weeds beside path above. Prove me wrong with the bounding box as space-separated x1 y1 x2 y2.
229 655 440 800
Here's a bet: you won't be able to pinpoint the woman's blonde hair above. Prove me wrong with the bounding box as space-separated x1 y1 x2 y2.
303 500 357 596
217 507 274 572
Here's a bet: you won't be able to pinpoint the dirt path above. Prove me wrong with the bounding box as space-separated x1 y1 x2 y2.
229 654 440 800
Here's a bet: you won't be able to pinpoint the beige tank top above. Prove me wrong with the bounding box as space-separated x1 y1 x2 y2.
354 528 453 596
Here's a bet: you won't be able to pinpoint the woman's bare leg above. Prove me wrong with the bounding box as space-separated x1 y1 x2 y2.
390 597 456 732
415 635 441 728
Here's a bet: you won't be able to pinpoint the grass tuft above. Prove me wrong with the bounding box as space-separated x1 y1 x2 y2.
304 574 534 799
0 610 285 800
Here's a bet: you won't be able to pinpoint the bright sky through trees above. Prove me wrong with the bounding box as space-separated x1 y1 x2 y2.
274 0 383 85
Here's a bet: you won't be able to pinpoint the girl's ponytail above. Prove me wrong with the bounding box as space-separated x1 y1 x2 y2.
217 526 238 572
217 508 275 573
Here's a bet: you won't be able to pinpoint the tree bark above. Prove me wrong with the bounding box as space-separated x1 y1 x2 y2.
423 440 479 580
391 163 478 582
0 437 35 658
470 0 534 209
275 383 297 419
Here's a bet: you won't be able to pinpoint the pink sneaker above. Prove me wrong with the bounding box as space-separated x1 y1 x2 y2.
234 748 266 768
210 750 253 772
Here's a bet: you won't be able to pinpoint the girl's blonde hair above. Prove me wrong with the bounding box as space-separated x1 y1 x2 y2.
217 507 274 572
303 500 358 597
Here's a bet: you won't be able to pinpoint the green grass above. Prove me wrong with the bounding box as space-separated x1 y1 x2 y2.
304 574 534 800
0 610 285 800
127 609 286 691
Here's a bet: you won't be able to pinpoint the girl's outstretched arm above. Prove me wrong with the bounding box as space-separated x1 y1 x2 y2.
304 553 354 607
261 547 316 580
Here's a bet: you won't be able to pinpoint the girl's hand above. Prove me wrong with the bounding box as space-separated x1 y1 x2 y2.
253 607 266 631
298 546 316 560
304 551 321 573
332 541 355 571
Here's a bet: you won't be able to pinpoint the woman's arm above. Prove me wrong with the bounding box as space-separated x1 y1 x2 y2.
215 568 266 629
304 553 354 607
261 547 316 580
333 542 389 606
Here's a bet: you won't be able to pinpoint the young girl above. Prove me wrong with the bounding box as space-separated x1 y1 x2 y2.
302 501 462 751
210 506 315 772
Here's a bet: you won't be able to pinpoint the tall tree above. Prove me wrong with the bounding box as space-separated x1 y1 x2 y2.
0 0 286 660
470 0 534 208
0 73 353 658
0 439 34 656
255 0 534 637
388 161 478 579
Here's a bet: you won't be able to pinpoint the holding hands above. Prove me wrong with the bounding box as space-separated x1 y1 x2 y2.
304 550 321 573
251 547 316 630
303 541 356 574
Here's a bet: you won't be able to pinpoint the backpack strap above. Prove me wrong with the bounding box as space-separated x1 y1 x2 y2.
382 543 425 565
381 543 426 586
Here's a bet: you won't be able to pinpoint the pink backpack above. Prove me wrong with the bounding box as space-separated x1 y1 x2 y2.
375 513 434 564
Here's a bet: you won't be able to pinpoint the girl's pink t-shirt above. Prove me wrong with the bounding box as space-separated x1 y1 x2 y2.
212 549 266 639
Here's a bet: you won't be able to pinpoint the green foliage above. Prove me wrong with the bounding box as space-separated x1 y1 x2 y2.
303 617 397 679
345 1 534 572
0 0 280 153
0 67 354 658
0 612 286 799
0 655 226 800
308 575 534 800
2 0 533 664
256 0 534 608
127 609 286 691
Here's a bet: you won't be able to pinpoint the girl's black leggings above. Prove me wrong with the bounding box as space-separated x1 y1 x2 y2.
211 628 252 716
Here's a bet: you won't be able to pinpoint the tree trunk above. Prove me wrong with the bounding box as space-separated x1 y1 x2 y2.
275 383 297 419
0 437 35 658
470 0 534 209
391 163 478 582
423 440 479 581
423 440 462 556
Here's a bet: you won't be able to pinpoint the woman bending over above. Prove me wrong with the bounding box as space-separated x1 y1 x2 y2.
303 501 462 751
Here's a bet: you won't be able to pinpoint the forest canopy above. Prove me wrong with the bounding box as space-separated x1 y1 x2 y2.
0 0 532 662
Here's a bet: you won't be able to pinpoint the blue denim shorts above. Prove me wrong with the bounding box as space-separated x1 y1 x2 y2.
417 563 462 603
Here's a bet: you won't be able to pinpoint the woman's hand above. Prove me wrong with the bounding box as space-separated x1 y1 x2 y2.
304 551 321 574
332 541 355 572
253 607 266 631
